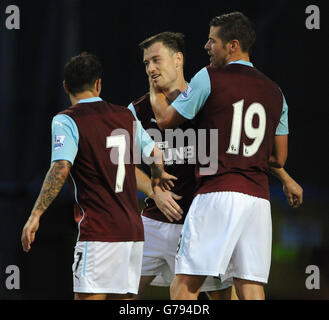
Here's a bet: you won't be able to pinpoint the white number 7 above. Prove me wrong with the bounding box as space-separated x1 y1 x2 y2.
106 135 126 193
226 99 266 157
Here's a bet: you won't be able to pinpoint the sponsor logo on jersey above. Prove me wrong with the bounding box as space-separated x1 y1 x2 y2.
155 140 196 165
54 120 63 127
180 85 192 99
156 141 169 150
163 146 195 165
54 135 65 150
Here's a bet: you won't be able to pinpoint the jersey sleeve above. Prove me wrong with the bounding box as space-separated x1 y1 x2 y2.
275 92 289 135
171 67 211 120
51 114 79 165
127 104 155 158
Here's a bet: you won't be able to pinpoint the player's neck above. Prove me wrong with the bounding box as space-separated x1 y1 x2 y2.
227 52 250 64
70 91 99 105
163 76 188 103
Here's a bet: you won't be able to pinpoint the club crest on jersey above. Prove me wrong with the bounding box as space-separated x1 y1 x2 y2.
180 85 192 99
54 135 65 150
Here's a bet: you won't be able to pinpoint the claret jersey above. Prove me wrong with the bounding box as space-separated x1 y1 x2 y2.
129 93 197 224
172 61 289 200
51 97 155 242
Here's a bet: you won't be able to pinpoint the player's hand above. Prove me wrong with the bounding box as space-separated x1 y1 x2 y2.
282 179 303 208
21 214 40 252
152 170 178 191
151 186 183 222
149 76 167 108
148 75 161 94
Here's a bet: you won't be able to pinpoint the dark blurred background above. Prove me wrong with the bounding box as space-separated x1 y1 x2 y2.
0 0 328 300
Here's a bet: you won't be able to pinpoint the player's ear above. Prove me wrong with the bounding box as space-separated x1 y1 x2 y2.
229 39 240 54
95 78 102 95
175 52 184 68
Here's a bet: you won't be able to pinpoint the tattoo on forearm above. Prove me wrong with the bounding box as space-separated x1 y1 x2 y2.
33 161 71 213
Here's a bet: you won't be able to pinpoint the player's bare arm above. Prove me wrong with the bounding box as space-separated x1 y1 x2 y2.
33 160 71 214
149 77 186 130
269 167 303 208
268 135 288 168
21 160 71 252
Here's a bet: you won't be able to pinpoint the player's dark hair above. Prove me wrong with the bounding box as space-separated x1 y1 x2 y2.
210 12 256 53
64 52 103 95
139 32 186 57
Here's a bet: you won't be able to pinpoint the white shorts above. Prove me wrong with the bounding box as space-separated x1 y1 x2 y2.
175 191 272 284
72 241 144 294
141 216 233 291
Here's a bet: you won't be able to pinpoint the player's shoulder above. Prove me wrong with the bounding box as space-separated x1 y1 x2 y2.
207 63 258 77
204 65 234 82
225 64 282 92
243 67 284 108
103 101 138 123
131 93 150 111
250 66 277 84
205 65 227 75
57 104 74 116
104 100 131 112
59 100 134 121
89 100 134 116
252 68 283 97
130 93 154 120
55 105 79 125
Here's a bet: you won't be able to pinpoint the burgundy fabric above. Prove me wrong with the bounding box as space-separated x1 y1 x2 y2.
195 64 284 200
59 101 143 242
133 93 196 224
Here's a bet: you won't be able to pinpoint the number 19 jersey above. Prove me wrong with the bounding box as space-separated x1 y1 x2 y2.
172 62 288 200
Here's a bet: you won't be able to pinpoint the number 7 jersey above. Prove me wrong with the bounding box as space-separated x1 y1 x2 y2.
51 98 154 242
172 62 288 200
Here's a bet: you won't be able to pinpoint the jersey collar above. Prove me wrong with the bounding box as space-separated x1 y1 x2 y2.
228 60 254 68
78 97 103 104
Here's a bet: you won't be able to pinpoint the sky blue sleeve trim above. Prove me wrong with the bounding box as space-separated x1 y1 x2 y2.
276 91 289 135
51 114 79 165
134 120 155 158
127 105 155 158
127 103 137 118
172 67 211 120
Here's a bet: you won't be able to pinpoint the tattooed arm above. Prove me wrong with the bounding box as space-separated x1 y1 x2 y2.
21 160 71 252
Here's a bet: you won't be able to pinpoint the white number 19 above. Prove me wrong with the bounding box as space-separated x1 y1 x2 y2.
226 99 266 157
